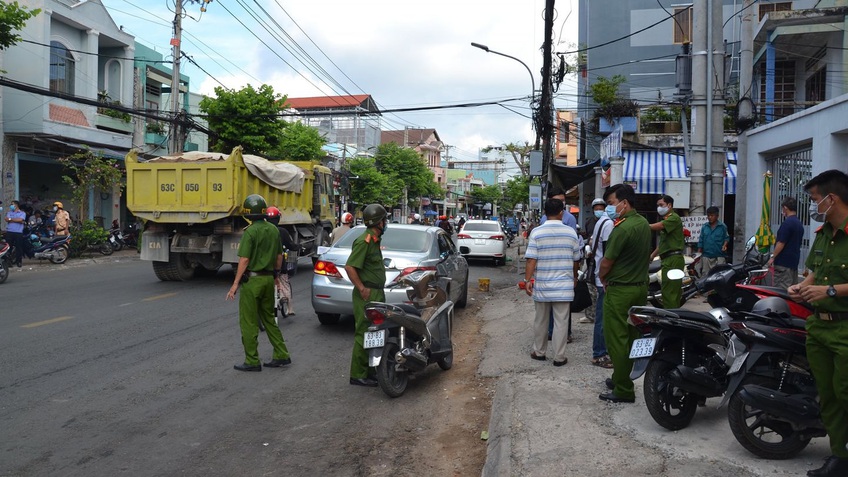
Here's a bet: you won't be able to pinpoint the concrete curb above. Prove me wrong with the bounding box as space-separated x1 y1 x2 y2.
481 377 514 477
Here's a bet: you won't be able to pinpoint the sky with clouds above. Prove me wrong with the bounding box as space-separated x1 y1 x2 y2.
104 0 580 163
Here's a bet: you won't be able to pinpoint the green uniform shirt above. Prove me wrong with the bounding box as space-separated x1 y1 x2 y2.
805 216 848 312
657 211 684 255
604 209 652 284
346 229 386 288
238 220 282 272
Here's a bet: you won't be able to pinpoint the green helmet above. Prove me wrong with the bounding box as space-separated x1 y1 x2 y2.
362 204 387 227
242 194 267 216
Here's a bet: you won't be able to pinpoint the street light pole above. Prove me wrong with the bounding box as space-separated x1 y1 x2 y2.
470 42 536 109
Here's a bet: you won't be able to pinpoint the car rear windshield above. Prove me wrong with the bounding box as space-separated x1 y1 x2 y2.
462 222 500 232
334 228 429 252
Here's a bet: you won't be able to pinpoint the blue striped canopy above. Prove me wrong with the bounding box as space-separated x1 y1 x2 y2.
622 150 688 194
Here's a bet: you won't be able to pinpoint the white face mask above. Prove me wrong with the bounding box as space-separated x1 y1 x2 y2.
809 195 832 222
657 206 669 216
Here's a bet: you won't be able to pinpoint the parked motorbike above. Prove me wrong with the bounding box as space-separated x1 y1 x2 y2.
109 220 125 251
363 269 454 398
26 234 72 264
647 254 701 308
504 228 516 247
0 241 10 284
628 284 736 430
720 297 823 459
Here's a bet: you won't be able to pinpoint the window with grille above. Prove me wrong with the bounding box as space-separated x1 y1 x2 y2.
673 7 692 44
49 41 75 94
759 2 792 21
805 67 826 104
759 60 796 119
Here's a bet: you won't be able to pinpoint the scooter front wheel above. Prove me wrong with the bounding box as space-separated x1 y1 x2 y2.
49 246 69 264
0 260 8 284
643 358 698 430
376 342 409 398
99 242 114 256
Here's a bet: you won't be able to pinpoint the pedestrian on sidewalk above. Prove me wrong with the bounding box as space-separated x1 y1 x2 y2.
4 200 27 268
697 207 729 277
649 195 685 308
767 196 803 289
541 187 583 343
586 198 613 368
598 184 651 403
226 194 292 372
345 204 388 387
580 198 606 325
523 198 580 367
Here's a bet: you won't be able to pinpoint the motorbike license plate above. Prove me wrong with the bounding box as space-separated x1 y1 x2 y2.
109 236 116 243
728 351 749 375
363 330 386 349
629 338 657 359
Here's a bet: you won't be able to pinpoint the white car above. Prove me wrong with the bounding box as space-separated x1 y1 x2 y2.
457 219 508 265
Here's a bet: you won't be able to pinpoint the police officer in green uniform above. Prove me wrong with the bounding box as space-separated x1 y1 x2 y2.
789 170 848 477
649 194 685 308
598 184 651 403
345 204 388 387
226 194 292 372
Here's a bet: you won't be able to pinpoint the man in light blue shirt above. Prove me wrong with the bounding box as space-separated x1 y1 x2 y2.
540 187 582 342
4 200 27 268
524 198 581 366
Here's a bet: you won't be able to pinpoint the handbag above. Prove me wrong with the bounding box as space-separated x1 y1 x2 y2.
571 277 592 313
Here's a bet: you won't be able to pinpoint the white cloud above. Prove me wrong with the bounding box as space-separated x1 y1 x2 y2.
105 0 579 154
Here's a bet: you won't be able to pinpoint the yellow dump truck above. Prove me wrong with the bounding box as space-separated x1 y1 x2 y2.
126 147 336 281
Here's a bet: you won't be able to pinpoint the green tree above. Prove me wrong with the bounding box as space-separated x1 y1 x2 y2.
0 2 39 50
501 175 532 212
274 121 326 162
57 150 124 220
470 184 503 210
346 156 395 206
374 143 441 203
199 84 287 155
589 75 626 107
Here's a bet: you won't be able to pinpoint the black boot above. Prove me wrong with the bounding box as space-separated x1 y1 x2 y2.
808 456 848 477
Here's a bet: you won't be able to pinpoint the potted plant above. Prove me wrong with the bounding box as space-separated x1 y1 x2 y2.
590 75 639 133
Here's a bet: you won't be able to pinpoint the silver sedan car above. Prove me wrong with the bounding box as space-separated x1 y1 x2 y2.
457 219 508 265
311 224 469 325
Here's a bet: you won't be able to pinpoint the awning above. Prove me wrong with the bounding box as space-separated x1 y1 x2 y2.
725 151 737 195
549 159 601 190
622 150 687 194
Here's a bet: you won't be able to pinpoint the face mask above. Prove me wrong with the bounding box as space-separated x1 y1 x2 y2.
53 206 58 212
809 195 832 222
10 205 16 211
605 204 619 220
594 210 604 219
657 206 669 216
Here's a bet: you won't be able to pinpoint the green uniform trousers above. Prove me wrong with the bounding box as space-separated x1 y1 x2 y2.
806 316 848 458
239 275 290 366
350 287 385 379
603 284 647 399
660 254 685 309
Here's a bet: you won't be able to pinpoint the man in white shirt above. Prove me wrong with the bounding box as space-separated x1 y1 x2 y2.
586 198 614 368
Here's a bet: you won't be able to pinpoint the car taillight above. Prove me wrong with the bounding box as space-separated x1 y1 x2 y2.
397 266 436 278
365 308 386 325
313 260 342 278
457 233 472 239
489 235 504 241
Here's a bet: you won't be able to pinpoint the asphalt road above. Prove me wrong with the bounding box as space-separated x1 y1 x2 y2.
0 255 495 476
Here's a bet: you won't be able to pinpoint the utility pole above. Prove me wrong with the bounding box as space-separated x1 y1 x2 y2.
732 0 756 261
541 0 555 190
689 0 725 216
169 0 184 154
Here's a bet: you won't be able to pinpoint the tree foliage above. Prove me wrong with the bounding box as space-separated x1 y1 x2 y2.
589 75 626 107
276 121 325 161
0 2 39 51
470 184 503 209
199 84 287 155
346 143 442 210
501 175 533 213
57 150 124 220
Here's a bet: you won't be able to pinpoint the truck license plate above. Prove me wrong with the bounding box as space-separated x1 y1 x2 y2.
364 330 385 349
629 338 657 359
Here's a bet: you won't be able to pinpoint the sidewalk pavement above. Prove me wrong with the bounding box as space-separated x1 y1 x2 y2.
13 248 140 272
479 243 827 477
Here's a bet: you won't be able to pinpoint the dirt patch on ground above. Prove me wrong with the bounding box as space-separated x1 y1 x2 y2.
361 295 494 476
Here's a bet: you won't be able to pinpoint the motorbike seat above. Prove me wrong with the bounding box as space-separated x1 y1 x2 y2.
396 303 421 317
40 236 66 244
648 260 662 274
666 308 722 328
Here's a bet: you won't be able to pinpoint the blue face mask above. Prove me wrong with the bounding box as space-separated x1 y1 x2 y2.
605 204 619 220
594 210 604 219
9 205 16 211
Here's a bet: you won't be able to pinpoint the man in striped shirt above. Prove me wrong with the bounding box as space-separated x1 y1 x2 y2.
524 198 581 366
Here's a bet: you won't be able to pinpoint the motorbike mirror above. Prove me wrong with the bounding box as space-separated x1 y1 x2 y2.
745 235 756 251
667 269 686 280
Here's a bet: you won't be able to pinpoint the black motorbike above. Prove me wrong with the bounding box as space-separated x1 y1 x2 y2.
628 304 736 430
0 240 10 284
719 297 823 460
363 270 454 398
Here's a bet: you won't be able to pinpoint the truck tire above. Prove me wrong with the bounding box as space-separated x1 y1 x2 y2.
152 252 195 281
